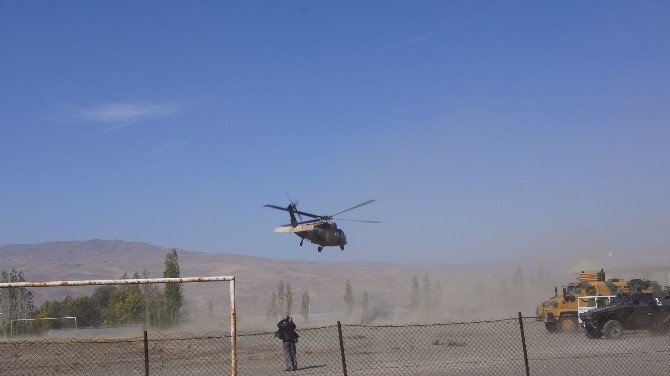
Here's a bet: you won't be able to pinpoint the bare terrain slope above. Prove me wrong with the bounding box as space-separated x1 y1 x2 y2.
0 240 515 322
2 240 668 327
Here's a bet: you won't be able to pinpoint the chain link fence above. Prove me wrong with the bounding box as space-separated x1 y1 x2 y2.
522 318 670 375
1 316 669 375
341 319 526 375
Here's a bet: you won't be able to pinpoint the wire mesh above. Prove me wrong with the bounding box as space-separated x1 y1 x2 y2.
341 319 526 375
523 317 670 376
1 317 669 375
0 336 145 375
237 325 342 375
148 331 230 375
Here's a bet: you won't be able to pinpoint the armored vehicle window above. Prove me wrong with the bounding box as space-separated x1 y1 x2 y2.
640 296 657 306
630 293 655 306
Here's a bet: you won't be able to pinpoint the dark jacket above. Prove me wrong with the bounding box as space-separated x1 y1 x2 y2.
276 319 299 342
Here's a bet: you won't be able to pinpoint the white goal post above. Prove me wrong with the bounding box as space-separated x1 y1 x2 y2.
0 276 238 376
10 316 78 336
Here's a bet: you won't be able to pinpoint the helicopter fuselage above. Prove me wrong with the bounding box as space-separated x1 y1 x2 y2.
295 222 347 247
265 200 378 252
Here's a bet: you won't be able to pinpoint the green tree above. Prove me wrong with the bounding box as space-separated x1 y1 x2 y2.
37 293 104 330
36 300 59 330
207 300 214 320
108 287 144 324
0 269 36 335
163 249 183 327
498 279 510 308
511 265 527 308
36 295 73 331
269 291 278 320
475 280 485 309
433 280 442 310
69 295 99 327
142 283 167 327
92 285 116 314
513 265 524 287
101 274 145 325
411 275 420 310
422 273 432 313
344 279 354 314
537 264 546 283
277 281 286 309
32 269 171 330
286 284 293 316
300 291 310 322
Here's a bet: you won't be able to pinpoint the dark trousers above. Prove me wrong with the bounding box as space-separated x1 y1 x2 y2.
282 341 297 370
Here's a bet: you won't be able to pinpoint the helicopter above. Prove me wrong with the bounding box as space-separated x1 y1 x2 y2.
264 199 380 252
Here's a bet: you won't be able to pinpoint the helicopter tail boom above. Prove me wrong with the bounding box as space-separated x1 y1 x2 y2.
274 224 315 233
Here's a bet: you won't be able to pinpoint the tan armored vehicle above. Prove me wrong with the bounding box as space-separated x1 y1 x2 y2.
535 269 662 332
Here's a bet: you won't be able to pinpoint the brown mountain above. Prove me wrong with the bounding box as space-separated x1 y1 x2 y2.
0 240 514 323
4 240 666 327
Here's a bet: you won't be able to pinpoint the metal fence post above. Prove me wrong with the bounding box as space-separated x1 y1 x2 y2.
337 321 348 376
230 278 237 376
517 312 530 376
143 330 149 376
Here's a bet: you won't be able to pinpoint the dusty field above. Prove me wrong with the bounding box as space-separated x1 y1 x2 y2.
1 319 669 375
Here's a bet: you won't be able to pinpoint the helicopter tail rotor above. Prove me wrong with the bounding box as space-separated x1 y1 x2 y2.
287 194 302 221
286 204 298 227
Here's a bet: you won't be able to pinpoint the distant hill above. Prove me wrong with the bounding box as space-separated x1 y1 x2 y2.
2 240 668 327
0 240 513 320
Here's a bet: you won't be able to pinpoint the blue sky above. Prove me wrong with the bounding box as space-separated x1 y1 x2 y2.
1 1 669 264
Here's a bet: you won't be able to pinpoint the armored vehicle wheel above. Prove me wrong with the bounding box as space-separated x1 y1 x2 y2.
544 322 559 333
559 316 578 332
603 320 623 339
584 326 602 339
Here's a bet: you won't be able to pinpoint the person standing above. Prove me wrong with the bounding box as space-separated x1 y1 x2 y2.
276 315 299 371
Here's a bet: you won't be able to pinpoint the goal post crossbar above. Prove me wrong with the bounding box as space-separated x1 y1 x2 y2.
0 276 234 288
0 275 238 376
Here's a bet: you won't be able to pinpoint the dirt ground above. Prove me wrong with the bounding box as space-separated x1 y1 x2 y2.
1 319 669 376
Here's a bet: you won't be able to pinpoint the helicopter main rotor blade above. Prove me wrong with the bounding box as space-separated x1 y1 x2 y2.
264 204 289 211
294 209 321 219
330 199 376 217
264 204 321 219
282 218 322 227
336 218 382 223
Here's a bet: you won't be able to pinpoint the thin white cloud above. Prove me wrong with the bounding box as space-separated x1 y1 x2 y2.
402 32 440 46
60 101 181 131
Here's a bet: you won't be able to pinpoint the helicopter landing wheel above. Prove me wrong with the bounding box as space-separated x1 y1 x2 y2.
340 245 344 251
300 239 304 246
317 246 323 252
